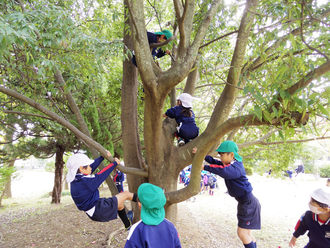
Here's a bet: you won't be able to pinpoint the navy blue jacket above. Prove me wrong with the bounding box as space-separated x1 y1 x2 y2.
113 171 125 183
125 219 181 248
165 106 199 141
293 211 330 248
165 106 196 126
204 156 253 199
132 32 166 67
70 156 117 211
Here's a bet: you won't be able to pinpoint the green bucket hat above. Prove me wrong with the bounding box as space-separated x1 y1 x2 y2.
154 30 173 40
215 140 243 162
138 183 166 226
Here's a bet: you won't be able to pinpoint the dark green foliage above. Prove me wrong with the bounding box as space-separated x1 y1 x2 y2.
320 165 330 178
245 166 253 176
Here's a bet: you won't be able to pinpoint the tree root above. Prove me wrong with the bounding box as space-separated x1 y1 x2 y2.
107 227 125 247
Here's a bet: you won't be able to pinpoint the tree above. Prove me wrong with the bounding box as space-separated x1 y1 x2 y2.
1 0 330 225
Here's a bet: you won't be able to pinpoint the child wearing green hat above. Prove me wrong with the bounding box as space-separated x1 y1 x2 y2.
132 30 173 67
125 183 181 248
193 140 261 248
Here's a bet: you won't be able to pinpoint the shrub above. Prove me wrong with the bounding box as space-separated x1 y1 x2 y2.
320 165 330 178
245 166 253 176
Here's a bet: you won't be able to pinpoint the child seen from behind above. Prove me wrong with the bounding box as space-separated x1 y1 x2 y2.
163 93 199 147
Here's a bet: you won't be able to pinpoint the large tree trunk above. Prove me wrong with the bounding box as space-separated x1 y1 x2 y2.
122 0 146 222
51 144 65 204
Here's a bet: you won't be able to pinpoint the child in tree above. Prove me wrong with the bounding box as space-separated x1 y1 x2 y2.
125 183 181 248
193 141 261 248
132 30 172 68
163 93 199 147
289 187 330 248
66 152 137 230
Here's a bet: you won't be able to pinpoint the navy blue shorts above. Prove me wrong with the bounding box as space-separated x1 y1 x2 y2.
116 183 124 193
89 197 118 222
236 194 261 230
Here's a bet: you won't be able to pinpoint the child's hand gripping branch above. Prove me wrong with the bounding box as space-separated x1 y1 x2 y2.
192 147 205 171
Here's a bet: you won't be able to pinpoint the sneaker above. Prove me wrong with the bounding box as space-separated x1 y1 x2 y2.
178 138 185 147
126 210 133 231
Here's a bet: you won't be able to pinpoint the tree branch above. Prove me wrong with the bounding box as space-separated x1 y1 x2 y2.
2 110 53 120
0 86 148 177
239 136 330 148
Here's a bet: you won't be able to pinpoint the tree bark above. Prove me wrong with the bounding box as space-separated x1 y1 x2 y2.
121 0 146 222
3 160 15 198
51 144 65 204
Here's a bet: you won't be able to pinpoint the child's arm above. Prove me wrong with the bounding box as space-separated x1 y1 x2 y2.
90 156 105 173
289 236 297 247
87 158 120 191
90 150 112 173
204 160 244 179
164 107 176 118
205 155 222 165
289 212 308 247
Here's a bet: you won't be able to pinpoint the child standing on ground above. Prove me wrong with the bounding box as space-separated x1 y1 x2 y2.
163 93 199 147
193 140 261 248
289 187 330 247
113 168 125 193
125 183 182 248
66 152 138 230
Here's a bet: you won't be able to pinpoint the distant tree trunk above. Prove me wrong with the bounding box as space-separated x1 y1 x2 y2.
63 172 69 190
3 160 15 198
51 144 65 204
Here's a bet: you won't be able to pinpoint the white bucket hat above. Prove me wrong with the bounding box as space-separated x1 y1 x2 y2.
310 187 330 206
177 93 193 108
66 154 95 183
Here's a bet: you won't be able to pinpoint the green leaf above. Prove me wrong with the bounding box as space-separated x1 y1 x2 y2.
317 104 329 118
271 106 278 117
254 105 262 121
279 130 284 140
243 86 249 95
263 110 273 122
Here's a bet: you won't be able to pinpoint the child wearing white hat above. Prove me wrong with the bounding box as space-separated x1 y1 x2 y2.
163 93 199 147
66 151 138 230
289 187 330 247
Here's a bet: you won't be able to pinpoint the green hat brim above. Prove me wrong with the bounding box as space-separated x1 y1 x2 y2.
154 30 173 40
216 144 243 162
140 206 165 225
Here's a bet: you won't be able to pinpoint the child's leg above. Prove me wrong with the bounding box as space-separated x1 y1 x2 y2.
115 191 138 229
237 227 256 246
115 191 135 210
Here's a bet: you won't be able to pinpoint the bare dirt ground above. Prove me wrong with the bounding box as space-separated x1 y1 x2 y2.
0 173 322 248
